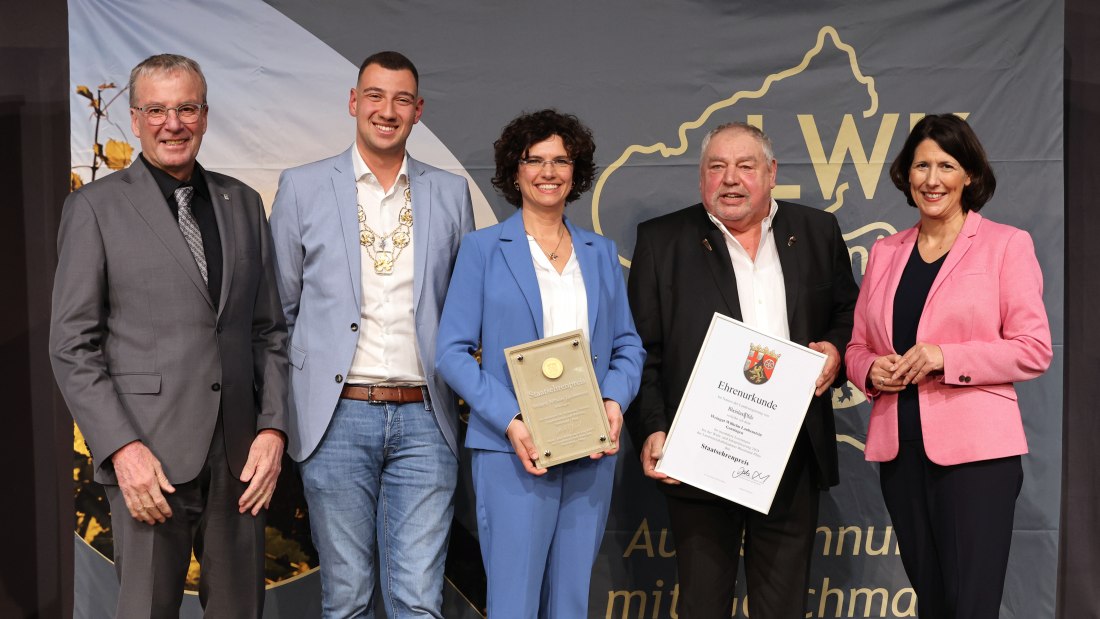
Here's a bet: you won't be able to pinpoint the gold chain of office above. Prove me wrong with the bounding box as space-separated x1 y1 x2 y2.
358 185 412 275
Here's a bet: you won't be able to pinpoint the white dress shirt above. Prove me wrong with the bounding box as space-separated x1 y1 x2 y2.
347 147 425 385
528 237 589 340
708 199 790 340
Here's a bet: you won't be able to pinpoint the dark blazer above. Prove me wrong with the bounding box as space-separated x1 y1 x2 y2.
50 161 289 485
626 201 858 493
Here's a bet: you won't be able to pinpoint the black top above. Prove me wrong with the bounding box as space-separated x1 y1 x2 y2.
892 243 947 440
141 154 223 308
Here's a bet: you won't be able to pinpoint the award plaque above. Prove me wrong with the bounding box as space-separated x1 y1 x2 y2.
505 329 612 468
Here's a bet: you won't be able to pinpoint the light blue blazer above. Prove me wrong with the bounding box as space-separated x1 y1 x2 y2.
436 209 645 453
270 147 475 461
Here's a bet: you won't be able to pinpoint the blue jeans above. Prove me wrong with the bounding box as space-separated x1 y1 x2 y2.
300 397 457 618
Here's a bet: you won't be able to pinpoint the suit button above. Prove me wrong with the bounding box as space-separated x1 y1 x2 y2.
959 375 966 382
211 383 221 391
593 355 599 363
351 323 359 332
335 374 344 383
964 376 972 383
216 326 223 334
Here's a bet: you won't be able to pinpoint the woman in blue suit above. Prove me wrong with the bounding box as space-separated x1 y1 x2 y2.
436 109 644 618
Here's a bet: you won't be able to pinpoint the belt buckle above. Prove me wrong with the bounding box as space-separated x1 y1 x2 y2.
366 385 379 402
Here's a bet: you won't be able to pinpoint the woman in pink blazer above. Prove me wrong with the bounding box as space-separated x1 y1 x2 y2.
845 114 1052 618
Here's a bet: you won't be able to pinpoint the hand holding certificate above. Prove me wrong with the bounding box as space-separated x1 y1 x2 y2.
656 313 826 513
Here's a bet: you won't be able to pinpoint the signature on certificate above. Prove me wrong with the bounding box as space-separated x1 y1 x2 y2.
732 467 771 485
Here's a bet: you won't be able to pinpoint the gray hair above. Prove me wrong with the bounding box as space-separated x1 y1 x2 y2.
700 122 775 164
128 54 208 106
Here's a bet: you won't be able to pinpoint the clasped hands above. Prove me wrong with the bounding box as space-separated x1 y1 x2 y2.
869 342 944 393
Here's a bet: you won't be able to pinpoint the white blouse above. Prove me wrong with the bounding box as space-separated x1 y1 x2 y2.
527 237 589 340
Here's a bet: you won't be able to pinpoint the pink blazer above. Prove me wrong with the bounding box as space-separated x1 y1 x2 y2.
845 211 1052 465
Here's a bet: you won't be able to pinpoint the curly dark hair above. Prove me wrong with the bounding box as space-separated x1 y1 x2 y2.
491 109 597 207
889 114 997 212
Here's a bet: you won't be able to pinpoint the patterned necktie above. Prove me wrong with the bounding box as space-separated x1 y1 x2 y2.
174 186 208 284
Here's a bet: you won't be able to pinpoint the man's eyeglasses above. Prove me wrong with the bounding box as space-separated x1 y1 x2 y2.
520 157 574 170
131 103 208 126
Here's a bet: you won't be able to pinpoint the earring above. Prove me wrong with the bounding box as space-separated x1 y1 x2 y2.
514 181 520 190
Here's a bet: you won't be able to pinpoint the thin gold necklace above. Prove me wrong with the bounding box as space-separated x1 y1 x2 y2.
526 225 566 262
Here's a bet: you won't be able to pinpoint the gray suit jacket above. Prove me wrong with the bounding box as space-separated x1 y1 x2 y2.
270 149 474 461
50 161 289 485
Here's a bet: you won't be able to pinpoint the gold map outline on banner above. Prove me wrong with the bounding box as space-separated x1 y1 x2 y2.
588 25 956 411
591 24 879 256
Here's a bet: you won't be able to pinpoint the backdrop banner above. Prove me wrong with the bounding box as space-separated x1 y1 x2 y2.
69 1 1063 617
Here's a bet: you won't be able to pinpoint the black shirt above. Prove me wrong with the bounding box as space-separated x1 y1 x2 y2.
892 244 947 441
140 154 223 308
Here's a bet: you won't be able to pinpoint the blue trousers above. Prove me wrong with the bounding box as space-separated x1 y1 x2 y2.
471 449 616 619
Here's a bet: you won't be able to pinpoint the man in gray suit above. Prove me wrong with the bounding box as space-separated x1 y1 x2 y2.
269 51 473 617
50 54 288 618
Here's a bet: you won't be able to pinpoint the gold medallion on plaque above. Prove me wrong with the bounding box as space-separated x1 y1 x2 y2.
505 330 611 468
542 357 564 379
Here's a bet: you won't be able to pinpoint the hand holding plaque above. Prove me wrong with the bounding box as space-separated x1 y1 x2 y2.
505 330 613 468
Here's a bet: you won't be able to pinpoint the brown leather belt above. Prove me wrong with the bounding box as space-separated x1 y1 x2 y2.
341 384 425 403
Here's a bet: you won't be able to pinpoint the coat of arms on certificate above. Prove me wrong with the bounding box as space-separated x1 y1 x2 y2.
743 344 780 385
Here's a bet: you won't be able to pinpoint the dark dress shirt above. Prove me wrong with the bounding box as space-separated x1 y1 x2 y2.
140 154 223 308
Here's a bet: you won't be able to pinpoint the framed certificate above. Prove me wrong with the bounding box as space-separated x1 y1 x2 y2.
505 330 612 468
656 313 826 513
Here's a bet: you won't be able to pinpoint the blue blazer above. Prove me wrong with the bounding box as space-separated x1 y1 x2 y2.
270 147 475 460
436 210 645 453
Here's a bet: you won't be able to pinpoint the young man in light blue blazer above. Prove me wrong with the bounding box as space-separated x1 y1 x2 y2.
269 51 474 618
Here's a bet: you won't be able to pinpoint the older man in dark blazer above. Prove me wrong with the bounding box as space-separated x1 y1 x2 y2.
627 122 858 618
50 54 288 618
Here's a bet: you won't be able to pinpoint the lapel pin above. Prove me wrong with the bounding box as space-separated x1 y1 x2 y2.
702 238 713 251
221 193 230 200
787 235 797 247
